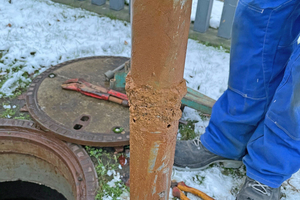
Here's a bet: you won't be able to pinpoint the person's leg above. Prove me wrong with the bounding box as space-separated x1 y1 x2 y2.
244 37 300 188
201 0 300 160
174 0 300 171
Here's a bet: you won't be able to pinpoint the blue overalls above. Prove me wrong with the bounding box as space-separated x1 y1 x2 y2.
201 0 300 188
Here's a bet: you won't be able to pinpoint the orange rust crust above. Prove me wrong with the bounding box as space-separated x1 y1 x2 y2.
126 72 187 128
126 73 187 199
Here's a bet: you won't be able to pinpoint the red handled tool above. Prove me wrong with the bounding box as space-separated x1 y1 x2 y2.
61 78 189 124
61 78 129 107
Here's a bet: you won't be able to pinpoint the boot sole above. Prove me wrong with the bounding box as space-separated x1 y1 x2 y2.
173 160 243 171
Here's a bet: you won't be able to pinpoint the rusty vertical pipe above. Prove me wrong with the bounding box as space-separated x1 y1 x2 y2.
125 0 192 199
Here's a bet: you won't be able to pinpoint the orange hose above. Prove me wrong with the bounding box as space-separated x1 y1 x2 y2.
172 187 190 200
177 182 214 200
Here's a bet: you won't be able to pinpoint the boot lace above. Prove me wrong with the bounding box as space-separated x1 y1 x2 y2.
192 138 201 149
249 181 271 196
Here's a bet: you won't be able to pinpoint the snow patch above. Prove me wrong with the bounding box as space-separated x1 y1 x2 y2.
1 0 299 199
191 0 223 29
3 105 11 109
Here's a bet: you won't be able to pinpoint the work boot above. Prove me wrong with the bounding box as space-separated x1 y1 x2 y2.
173 138 242 171
236 177 281 200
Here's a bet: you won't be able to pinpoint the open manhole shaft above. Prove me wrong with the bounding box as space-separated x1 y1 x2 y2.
0 119 98 200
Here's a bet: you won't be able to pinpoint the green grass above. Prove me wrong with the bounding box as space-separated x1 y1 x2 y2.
221 165 246 178
85 146 129 200
104 13 118 20
199 113 210 121
0 51 3 62
178 120 199 140
201 41 230 53
0 76 8 96
192 174 206 185
0 77 30 99
0 103 16 118
0 54 33 98
189 35 230 53
0 101 31 120
13 113 31 120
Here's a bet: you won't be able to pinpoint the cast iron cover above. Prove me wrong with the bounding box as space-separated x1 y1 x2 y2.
26 56 130 146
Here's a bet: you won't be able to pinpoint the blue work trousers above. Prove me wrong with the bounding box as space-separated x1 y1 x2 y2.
201 0 300 188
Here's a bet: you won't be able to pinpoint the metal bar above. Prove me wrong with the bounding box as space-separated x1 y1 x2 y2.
112 73 215 114
127 0 192 199
182 87 215 114
129 0 131 15
217 0 238 39
104 62 126 80
193 0 214 33
110 0 125 11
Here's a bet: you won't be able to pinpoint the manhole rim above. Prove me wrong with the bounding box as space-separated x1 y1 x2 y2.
0 118 98 200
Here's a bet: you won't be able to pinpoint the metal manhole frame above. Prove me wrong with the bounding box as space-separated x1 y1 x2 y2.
0 118 98 200
26 56 130 146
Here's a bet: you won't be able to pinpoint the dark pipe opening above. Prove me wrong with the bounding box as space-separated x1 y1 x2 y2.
0 181 67 200
80 115 90 121
73 124 83 130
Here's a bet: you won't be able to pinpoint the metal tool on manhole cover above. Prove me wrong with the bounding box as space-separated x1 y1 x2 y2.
0 119 98 200
26 56 130 146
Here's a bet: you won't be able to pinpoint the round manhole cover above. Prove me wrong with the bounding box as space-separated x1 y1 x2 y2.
0 119 98 200
26 56 130 146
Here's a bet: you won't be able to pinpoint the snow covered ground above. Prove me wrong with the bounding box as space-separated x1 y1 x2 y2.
0 0 299 199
